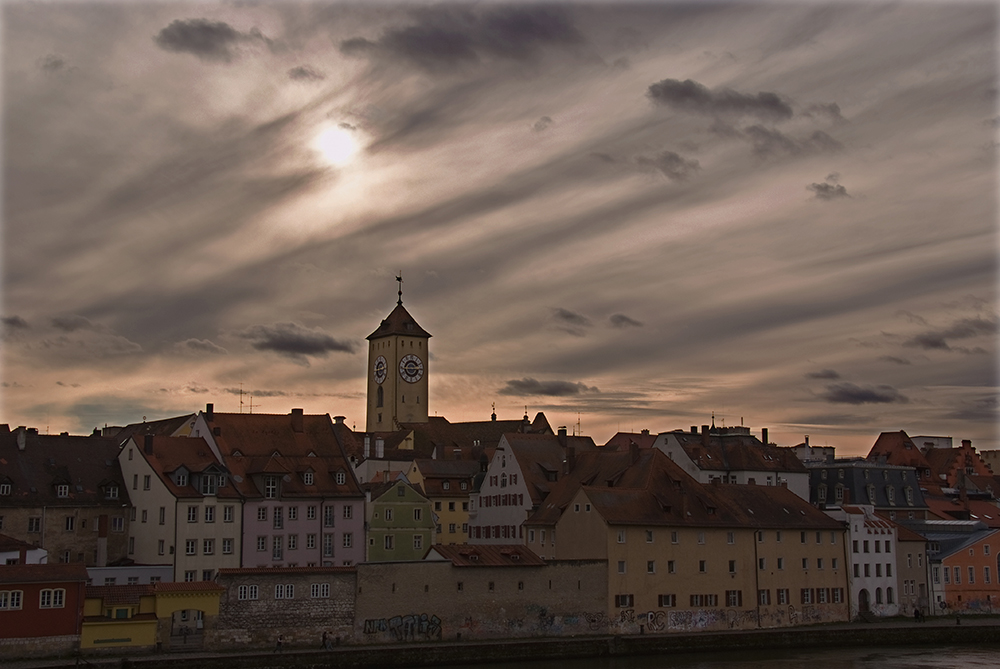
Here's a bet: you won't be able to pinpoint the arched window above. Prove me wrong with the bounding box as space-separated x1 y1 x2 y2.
376 386 383 408
876 588 883 605
887 587 894 604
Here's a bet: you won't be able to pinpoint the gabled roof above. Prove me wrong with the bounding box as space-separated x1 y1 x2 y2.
0 426 129 507
111 414 196 447
205 412 362 499
664 429 807 474
502 432 598 505
367 303 431 339
427 544 545 567
0 532 38 553
867 431 932 472
0 563 89 584
412 459 480 479
603 431 657 450
130 436 235 499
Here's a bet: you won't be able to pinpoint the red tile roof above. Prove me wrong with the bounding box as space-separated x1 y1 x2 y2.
428 544 545 567
86 584 154 604
0 563 88 584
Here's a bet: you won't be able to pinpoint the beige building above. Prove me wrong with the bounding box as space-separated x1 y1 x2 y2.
408 459 479 544
366 297 431 433
525 447 849 632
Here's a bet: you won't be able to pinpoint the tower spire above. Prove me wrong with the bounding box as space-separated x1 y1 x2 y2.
396 272 403 306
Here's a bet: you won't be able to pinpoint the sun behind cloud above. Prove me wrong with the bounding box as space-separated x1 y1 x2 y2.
313 124 361 167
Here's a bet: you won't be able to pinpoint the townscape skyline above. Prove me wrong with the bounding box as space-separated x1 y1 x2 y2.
2 2 997 454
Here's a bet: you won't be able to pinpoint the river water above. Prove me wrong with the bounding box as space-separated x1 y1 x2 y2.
425 645 1000 669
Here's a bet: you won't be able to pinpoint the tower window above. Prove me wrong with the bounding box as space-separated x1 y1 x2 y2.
377 386 383 408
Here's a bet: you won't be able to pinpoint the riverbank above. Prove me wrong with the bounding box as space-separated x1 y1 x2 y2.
9 615 1000 669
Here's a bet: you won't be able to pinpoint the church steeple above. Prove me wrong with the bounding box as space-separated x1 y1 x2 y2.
365 284 431 433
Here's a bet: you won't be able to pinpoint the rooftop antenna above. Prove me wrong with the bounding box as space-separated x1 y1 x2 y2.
239 383 244 414
577 412 582 437
249 394 254 414
396 272 403 306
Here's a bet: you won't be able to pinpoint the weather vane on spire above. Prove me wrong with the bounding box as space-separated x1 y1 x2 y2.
396 272 403 306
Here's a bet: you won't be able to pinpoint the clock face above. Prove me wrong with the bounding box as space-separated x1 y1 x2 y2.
373 356 387 384
399 354 424 383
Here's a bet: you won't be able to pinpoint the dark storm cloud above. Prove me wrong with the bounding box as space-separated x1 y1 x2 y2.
904 316 998 351
878 356 911 365
635 151 700 181
51 315 96 332
339 6 582 72
56 381 81 388
945 395 999 422
820 383 908 405
609 314 643 328
2 315 29 329
224 387 289 397
499 377 599 397
550 308 593 336
744 126 842 157
803 102 845 123
38 54 68 73
239 322 356 363
179 338 228 355
646 78 793 121
154 19 275 63
288 65 325 81
805 369 840 379
808 182 849 199
533 116 554 132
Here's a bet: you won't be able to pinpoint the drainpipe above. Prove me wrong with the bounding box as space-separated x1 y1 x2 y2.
753 529 761 628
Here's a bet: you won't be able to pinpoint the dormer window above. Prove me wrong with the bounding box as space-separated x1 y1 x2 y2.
336 472 346 486
105 485 119 500
176 474 188 488
264 476 278 499
0 483 10 496
57 484 69 498
304 472 314 486
443 481 451 491
201 475 217 496
460 481 468 491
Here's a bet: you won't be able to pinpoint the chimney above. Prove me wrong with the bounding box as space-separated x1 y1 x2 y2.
691 426 698 434
291 408 304 433
557 426 567 447
334 416 346 425
630 442 639 464
566 446 576 473
206 403 214 421
144 434 154 455
762 428 768 446
805 435 810 447
641 429 650 436
701 425 710 447
962 439 972 450
16 427 26 451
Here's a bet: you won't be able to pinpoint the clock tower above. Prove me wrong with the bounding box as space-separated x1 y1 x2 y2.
366 280 431 432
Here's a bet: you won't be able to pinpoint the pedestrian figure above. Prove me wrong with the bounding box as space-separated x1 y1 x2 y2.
321 631 329 650
274 634 283 652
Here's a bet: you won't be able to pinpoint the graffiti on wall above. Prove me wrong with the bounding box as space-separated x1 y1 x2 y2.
363 613 442 641
583 612 608 631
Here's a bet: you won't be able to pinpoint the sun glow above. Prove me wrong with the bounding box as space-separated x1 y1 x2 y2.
313 124 361 167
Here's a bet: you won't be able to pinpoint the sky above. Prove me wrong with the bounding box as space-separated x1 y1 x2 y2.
2 1 997 456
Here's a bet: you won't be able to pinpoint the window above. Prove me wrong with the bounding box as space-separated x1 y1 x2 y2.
618 561 626 574
758 589 771 605
143 475 150 490
288 534 298 550
184 571 196 582
0 483 9 496
307 534 316 549
304 472 314 486
886 587 894 605
954 566 961 584
384 535 394 550
759 558 766 570
729 560 737 574
39 589 65 608
618 530 626 544
265 476 278 499
205 506 215 523
238 585 259 600
689 594 718 607
615 594 634 608
343 505 353 520
65 516 75 531
726 590 743 607
414 508 422 521
885 540 891 553
832 558 839 569
275 584 295 599
188 506 198 523
727 531 735 545
863 540 869 553
413 535 423 550
699 560 707 573
343 533 353 548
158 540 165 556
222 538 233 554
0 591 22 610
257 536 267 551
658 594 676 607
324 534 334 557
324 507 335 527
176 474 187 487
28 517 41 533
986 545 992 556
864 564 870 577
875 541 881 553
800 531 807 544
854 564 860 578
986 566 992 584
106 484 119 500
449 523 456 534
646 530 654 543
697 532 705 544
307 506 317 520
273 506 284 530
186 540 197 556
273 536 283 561
667 560 675 574
336 472 346 485
257 507 268 522
671 531 679 544
201 474 216 495
203 539 214 555
159 507 165 525
128 537 135 554
647 560 656 574
776 531 782 542
311 583 330 598
111 517 124 532
801 588 813 604
777 558 784 570
384 508 394 522
57 484 69 498
287 506 298 521
224 506 234 522
141 510 147 523
969 566 976 584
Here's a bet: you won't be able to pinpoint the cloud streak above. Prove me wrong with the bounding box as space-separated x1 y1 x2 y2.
499 377 599 397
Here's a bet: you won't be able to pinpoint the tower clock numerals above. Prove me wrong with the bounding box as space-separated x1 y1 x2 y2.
399 354 424 383
373 355 387 384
